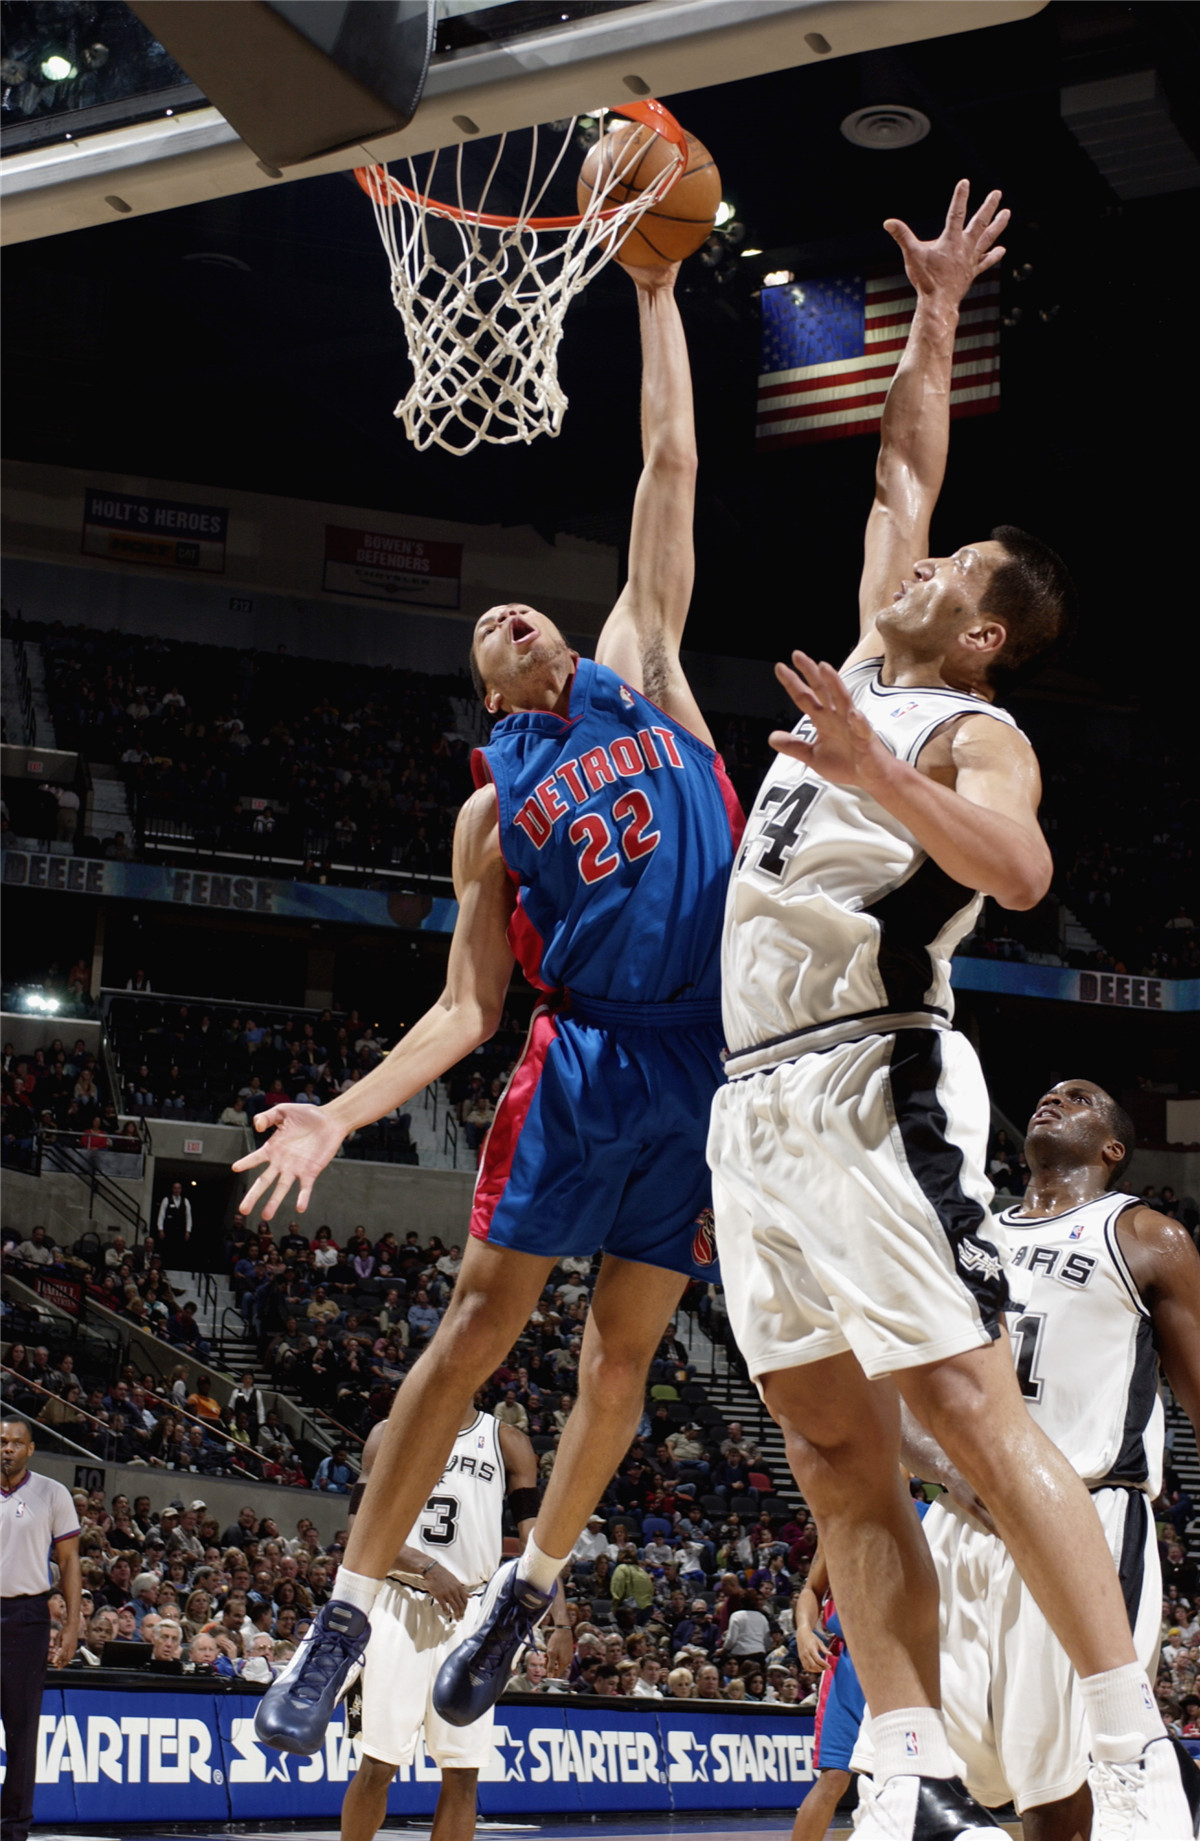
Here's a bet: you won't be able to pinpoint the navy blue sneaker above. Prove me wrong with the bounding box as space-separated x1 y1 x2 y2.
432 1559 554 1728
254 1599 371 1754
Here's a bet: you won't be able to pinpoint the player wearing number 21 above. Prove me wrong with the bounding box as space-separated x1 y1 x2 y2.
710 182 1195 1837
243 260 743 1755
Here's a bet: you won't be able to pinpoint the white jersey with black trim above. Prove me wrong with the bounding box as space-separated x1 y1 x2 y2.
1001 1192 1163 1494
391 1411 505 1593
721 658 1022 1074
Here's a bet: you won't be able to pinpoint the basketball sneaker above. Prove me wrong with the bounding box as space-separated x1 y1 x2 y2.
253 1599 370 1754
432 1558 555 1727
852 1773 1001 1837
1088 1736 1198 1838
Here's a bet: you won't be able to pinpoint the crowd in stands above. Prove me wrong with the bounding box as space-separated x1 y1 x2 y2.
38 621 474 879
1043 737 1198 978
5 1197 1198 1727
1 1032 122 1169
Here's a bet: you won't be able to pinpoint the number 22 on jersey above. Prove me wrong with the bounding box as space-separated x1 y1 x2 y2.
569 789 660 884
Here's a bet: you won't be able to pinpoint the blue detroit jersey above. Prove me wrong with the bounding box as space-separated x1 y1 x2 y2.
472 658 742 1005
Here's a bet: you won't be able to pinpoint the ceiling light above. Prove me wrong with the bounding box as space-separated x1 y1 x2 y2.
763 269 794 287
840 105 930 150
740 247 763 258
40 52 77 81
714 200 736 228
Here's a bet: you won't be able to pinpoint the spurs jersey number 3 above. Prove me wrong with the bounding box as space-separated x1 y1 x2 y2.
722 658 1022 1065
401 1412 505 1592
1001 1193 1163 1494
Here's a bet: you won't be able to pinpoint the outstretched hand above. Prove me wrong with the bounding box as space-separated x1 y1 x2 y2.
231 1103 347 1221
884 178 1009 306
770 652 892 791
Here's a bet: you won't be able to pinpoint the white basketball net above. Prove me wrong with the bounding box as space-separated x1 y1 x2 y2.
356 105 686 455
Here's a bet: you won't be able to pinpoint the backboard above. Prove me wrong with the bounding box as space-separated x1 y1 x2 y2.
1 0 1046 244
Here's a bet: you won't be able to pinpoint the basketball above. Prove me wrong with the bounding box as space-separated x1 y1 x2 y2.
576 120 722 269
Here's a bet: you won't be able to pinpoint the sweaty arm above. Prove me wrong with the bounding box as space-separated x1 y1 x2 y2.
1117 1206 1200 1437
898 1402 996 1534
233 787 516 1218
594 269 712 746
772 657 1052 910
849 183 1009 668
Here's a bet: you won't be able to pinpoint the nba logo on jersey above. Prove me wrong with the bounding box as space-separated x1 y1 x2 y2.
619 684 635 706
1068 1223 1086 1240
890 700 920 718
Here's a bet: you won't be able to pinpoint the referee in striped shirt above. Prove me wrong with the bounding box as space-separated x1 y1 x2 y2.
1 1417 80 1841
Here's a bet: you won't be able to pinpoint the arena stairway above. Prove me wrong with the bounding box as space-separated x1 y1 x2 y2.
164 1267 361 1459
2 632 56 745
1164 1391 1200 1556
678 1313 804 1518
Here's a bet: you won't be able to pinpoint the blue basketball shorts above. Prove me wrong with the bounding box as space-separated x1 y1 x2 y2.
814 1643 866 1772
469 996 722 1282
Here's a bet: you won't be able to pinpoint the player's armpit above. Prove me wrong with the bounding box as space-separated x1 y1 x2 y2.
1116 1206 1200 1435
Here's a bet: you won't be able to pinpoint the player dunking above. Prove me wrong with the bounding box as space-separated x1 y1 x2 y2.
876 1080 1200 1840
709 181 1194 1838
242 260 742 1753
340 1399 540 1841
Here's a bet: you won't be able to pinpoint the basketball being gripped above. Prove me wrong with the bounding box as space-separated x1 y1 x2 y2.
576 120 722 270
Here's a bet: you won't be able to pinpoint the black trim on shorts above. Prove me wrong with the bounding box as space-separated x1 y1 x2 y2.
725 1003 947 1071
887 1028 1009 1334
1113 1488 1149 1636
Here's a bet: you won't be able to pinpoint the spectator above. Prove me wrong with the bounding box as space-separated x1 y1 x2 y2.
144 1619 186 1674
610 1545 654 1619
313 1447 354 1494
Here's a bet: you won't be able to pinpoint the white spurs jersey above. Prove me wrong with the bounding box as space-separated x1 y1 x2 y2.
722 658 1022 1074
391 1412 506 1592
1001 1193 1163 1495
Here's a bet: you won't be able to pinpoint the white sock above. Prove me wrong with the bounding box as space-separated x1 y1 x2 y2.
516 1534 567 1595
1080 1664 1161 1764
331 1567 382 1617
871 1708 958 1783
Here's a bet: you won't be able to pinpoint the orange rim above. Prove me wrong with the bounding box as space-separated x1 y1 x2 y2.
354 99 688 230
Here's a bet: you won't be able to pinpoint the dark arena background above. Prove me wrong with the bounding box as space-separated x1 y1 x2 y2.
2 2 1198 1838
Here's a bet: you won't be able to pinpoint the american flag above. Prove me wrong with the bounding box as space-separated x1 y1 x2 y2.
756 272 1000 450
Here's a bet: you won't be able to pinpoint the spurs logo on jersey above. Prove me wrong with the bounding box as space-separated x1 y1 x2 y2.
721 659 1022 1072
1001 1192 1163 1494
392 1412 505 1593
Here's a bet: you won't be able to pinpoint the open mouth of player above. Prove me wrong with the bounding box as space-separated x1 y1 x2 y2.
510 617 537 646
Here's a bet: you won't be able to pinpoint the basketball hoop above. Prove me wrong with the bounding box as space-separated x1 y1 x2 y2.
354 101 689 455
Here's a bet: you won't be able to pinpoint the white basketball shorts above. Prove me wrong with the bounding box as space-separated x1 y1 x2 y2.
360 1580 494 1771
709 1027 1007 1381
852 1487 1161 1812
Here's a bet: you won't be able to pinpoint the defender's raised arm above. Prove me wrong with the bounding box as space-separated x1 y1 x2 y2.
849 181 1009 668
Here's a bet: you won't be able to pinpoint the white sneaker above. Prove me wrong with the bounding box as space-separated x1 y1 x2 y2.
852 1772 1001 1837
1089 1737 1197 1839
